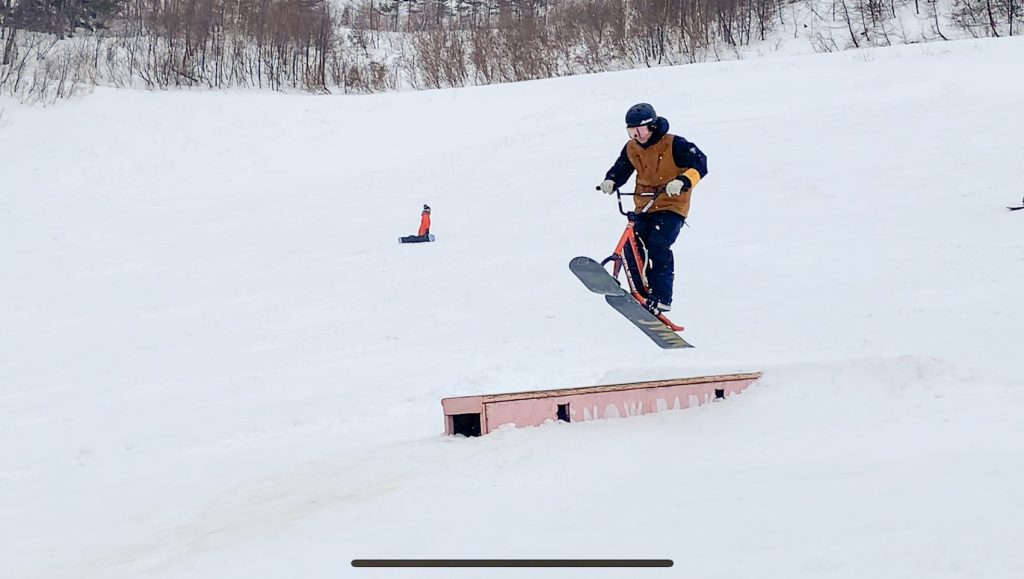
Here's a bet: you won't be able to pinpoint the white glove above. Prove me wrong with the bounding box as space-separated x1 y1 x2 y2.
599 180 616 195
665 178 690 197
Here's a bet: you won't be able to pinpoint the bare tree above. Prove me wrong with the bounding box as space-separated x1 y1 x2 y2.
3 22 16 66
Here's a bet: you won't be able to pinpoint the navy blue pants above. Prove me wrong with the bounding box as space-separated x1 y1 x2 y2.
631 211 684 305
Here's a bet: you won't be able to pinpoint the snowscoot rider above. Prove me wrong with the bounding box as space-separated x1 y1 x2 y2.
598 103 708 313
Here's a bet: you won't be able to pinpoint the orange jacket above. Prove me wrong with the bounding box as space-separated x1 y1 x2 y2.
418 211 431 236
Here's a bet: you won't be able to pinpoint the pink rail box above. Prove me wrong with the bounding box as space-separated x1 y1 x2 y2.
441 372 761 436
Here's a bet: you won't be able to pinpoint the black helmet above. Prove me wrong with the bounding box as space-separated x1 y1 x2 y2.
423 204 431 212
625 103 657 128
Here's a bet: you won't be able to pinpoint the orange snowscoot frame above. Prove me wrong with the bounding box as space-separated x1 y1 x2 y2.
569 187 688 346
569 188 691 348
599 188 685 332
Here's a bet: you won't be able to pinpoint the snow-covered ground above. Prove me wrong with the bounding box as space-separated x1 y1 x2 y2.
2 36 1024 579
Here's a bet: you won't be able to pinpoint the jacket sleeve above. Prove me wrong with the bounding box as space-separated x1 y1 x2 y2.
604 144 635 189
672 136 708 189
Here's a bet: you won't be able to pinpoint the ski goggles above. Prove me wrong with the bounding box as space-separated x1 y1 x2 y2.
627 125 651 139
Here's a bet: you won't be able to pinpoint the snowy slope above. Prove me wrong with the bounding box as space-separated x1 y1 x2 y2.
2 36 1024 579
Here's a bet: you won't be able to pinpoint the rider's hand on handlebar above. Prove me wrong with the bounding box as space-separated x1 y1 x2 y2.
599 180 616 195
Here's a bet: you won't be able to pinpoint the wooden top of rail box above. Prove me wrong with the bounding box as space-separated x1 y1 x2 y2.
443 372 763 405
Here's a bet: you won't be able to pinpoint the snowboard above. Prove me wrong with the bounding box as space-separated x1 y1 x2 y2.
399 234 436 243
569 256 694 349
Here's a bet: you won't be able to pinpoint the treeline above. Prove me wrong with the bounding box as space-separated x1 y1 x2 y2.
343 0 1020 89
349 0 792 88
1 0 391 101
1 0 1022 102
1 0 353 94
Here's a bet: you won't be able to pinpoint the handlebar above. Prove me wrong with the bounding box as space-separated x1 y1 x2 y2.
593 186 655 196
595 186 665 216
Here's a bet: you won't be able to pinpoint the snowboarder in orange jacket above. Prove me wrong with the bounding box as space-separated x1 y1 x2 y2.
400 204 434 243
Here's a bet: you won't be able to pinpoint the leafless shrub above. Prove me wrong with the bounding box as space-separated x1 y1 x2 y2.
410 25 468 88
